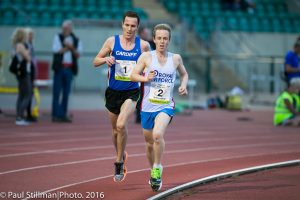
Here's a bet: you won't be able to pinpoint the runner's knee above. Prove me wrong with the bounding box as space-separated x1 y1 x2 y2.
116 121 126 132
153 133 163 143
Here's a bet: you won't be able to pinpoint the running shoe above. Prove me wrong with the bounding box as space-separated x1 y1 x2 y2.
113 151 128 182
150 167 163 191
15 118 30 126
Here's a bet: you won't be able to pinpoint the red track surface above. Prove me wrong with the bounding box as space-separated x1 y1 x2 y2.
169 165 300 200
0 109 300 200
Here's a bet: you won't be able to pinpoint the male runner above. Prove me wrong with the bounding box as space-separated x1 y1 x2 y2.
93 11 150 182
130 24 189 191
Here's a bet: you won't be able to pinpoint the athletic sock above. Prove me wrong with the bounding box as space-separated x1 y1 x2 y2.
153 163 162 169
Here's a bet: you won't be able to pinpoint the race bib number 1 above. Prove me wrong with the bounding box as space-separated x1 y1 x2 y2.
115 60 136 81
149 82 171 105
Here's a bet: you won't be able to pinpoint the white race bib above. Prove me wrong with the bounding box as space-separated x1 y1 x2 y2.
149 82 171 105
115 60 136 81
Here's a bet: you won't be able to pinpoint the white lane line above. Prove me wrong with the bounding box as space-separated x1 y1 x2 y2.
22 155 300 200
147 159 300 200
0 126 140 139
3 126 289 147
0 133 143 147
0 145 113 158
0 134 296 158
0 155 119 175
0 131 209 147
0 137 108 147
1 141 299 175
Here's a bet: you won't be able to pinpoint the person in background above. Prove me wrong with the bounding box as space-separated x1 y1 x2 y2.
51 20 82 123
11 28 34 125
284 41 300 85
221 0 254 13
25 27 37 122
138 26 156 50
273 77 300 126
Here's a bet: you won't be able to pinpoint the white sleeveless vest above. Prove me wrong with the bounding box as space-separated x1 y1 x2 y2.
141 51 176 112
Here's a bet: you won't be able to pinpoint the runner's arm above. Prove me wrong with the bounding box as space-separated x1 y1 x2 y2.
130 53 154 82
93 37 114 67
176 54 188 95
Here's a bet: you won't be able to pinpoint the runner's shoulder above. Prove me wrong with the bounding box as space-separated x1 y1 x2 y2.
106 36 115 45
140 39 151 52
140 51 152 59
172 53 183 66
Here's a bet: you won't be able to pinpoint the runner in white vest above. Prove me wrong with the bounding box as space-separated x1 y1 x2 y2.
130 24 189 191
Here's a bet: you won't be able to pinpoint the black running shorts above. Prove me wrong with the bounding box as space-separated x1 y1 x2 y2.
105 87 140 115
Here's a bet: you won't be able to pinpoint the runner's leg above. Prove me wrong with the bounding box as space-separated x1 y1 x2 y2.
143 129 154 168
115 99 136 162
152 112 171 165
107 111 119 156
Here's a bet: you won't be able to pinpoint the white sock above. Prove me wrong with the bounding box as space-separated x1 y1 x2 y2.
153 163 162 169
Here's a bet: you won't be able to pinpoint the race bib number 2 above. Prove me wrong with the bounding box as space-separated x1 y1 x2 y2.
115 60 136 81
149 82 171 105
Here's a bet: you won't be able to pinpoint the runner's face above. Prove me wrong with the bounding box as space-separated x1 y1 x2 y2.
153 30 170 52
122 17 138 40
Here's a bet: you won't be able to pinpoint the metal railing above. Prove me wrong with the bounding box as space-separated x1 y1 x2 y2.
182 54 286 95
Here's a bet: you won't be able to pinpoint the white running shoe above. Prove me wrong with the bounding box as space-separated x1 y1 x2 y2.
15 119 30 126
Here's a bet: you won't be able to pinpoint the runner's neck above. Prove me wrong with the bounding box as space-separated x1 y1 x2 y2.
155 51 168 67
120 35 135 51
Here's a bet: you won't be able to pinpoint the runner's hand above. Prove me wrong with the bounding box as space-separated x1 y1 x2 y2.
178 86 188 96
105 56 115 67
146 71 155 82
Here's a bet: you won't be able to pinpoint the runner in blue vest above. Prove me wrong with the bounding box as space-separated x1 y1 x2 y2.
130 24 189 191
93 11 150 182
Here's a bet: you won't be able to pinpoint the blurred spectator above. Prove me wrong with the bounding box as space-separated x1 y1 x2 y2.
284 41 300 85
26 28 37 69
244 0 255 13
138 26 156 50
51 20 82 123
25 27 37 122
221 0 255 13
221 0 237 11
11 28 35 125
273 77 300 126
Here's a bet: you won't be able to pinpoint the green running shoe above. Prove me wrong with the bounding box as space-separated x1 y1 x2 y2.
150 167 163 191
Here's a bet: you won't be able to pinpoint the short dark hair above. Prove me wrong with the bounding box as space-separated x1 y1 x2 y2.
123 11 140 25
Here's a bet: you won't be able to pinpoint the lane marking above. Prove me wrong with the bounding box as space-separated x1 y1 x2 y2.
0 125 207 140
0 126 139 139
22 155 300 200
147 159 300 200
0 131 211 147
0 136 109 147
0 134 297 158
1 141 299 175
